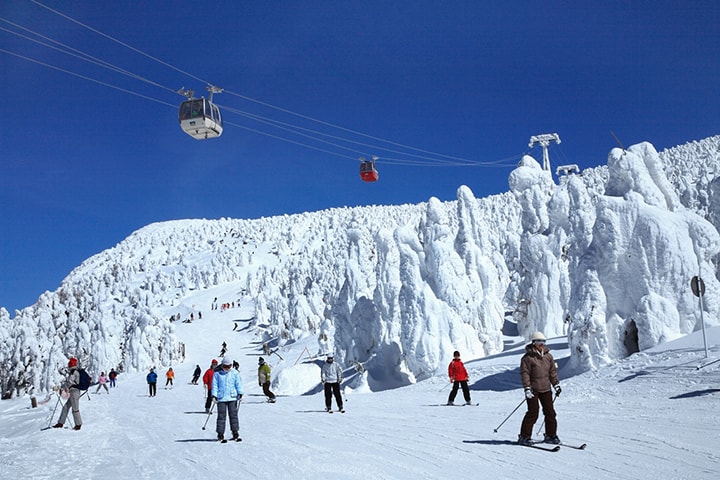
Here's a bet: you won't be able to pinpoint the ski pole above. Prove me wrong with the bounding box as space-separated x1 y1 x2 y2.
697 357 720 370
47 392 62 428
493 398 525 433
202 399 216 430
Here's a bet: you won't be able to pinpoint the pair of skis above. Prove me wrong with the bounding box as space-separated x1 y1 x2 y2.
521 440 587 452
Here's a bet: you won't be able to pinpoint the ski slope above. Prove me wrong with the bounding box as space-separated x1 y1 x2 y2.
1 301 719 479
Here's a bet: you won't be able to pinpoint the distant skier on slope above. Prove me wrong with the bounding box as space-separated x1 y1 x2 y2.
146 368 158 397
95 371 109 394
191 365 202 384
108 368 118 387
165 367 175 388
320 354 344 413
517 332 562 446
446 350 473 406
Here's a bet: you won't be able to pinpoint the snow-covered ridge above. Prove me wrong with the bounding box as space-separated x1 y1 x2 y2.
1 135 719 399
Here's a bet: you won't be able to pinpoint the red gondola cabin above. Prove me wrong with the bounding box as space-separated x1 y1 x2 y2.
359 157 379 182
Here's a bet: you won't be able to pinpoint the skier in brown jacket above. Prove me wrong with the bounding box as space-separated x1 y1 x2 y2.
518 332 562 446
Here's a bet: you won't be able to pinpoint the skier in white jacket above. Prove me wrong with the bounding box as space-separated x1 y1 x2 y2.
320 355 344 413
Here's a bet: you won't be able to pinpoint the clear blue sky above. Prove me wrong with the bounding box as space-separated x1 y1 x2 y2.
1 0 718 313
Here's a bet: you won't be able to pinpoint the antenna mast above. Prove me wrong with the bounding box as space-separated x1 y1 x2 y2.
529 133 561 171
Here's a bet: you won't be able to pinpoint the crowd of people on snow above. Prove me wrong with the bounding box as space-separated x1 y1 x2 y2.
50 330 563 446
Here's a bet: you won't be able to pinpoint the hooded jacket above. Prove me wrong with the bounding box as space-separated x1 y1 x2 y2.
212 368 244 402
520 344 559 393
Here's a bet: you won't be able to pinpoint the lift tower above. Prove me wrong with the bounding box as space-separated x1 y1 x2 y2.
529 133 561 172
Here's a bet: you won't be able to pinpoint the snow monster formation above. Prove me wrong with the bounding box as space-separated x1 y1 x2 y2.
510 141 720 372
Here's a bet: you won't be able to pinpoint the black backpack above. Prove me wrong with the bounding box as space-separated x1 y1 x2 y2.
77 369 92 390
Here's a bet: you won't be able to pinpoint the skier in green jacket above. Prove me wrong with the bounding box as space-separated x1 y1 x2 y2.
258 357 276 403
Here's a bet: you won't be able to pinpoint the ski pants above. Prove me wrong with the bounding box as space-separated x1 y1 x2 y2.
520 390 557 438
148 382 157 397
262 381 276 400
205 387 214 410
324 382 343 409
216 400 239 435
58 388 82 427
96 383 109 394
448 380 471 404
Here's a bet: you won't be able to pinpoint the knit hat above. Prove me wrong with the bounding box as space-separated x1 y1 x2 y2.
221 356 233 366
258 357 265 364
211 359 218 365
531 332 547 342
68 357 78 368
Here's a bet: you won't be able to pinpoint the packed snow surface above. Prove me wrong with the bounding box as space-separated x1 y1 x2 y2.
1 301 718 479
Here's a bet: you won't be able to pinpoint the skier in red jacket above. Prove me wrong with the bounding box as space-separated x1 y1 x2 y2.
447 350 472 405
203 359 219 413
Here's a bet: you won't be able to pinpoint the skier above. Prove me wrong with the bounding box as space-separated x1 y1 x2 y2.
211 356 244 442
191 364 202 384
52 357 83 430
165 367 175 388
446 350 472 406
95 371 110 394
517 332 562 446
203 359 219 413
257 357 276 403
108 368 118 387
320 354 344 412
146 368 158 397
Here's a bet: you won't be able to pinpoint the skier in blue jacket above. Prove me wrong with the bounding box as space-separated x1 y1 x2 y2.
146 368 158 397
211 356 244 442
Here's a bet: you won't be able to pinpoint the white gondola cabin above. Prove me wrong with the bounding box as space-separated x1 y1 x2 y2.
178 97 223 140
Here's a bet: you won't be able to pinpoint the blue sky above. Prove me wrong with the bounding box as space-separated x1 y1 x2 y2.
1 1 718 313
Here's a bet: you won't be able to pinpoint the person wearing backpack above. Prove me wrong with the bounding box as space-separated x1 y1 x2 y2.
53 357 84 430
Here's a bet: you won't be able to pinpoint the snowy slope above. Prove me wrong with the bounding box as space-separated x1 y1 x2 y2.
1 301 719 479
3 136 720 401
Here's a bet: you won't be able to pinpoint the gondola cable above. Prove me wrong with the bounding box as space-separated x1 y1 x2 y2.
9 1 524 171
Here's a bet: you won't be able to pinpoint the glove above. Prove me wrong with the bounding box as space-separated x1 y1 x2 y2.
211 396 217 402
259 383 262 387
238 394 243 401
524 388 534 399
554 384 562 396
449 378 454 383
